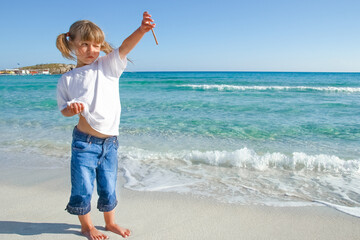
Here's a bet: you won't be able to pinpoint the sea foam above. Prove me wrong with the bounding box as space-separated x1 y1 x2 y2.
120 146 360 217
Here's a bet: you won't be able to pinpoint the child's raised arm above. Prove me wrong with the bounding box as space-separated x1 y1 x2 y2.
119 11 156 59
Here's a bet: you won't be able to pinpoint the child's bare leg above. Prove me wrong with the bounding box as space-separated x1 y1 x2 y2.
104 209 131 238
79 213 108 240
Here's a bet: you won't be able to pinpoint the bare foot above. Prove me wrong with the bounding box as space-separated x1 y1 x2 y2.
81 227 108 240
105 223 131 238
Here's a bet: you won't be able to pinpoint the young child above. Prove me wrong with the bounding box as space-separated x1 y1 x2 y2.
56 12 155 240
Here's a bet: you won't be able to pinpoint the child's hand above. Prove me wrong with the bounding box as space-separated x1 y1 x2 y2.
119 11 156 58
140 11 155 33
67 102 84 116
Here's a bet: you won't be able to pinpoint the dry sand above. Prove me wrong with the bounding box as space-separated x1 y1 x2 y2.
0 167 359 240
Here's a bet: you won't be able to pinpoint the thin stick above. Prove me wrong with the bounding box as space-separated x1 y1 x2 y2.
151 29 158 45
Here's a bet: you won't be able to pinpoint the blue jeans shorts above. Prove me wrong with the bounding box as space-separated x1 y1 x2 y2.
66 126 119 215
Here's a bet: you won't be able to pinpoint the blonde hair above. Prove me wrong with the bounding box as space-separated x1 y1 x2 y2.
56 20 113 60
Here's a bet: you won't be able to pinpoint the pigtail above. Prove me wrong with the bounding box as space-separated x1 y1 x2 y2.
56 33 75 60
101 41 132 63
101 41 114 54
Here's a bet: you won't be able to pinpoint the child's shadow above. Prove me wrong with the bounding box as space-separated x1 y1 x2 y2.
0 221 81 236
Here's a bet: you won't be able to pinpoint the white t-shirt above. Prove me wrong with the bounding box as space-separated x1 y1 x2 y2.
57 48 127 136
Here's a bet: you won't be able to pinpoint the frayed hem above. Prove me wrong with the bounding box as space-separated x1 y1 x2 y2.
97 200 118 212
65 204 91 215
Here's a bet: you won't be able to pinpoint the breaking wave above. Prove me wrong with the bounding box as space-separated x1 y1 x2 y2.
184 148 360 173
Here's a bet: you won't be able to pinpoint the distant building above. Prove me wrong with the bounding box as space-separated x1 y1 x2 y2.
38 69 50 74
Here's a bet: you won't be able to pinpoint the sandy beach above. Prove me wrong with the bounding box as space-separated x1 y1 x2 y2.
0 167 358 240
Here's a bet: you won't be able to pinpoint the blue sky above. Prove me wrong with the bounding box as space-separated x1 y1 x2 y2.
1 0 360 72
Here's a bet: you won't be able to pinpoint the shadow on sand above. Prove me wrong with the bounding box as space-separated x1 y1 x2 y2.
0 221 81 236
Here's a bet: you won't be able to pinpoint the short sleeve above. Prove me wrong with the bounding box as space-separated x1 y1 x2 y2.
56 77 69 111
99 47 127 78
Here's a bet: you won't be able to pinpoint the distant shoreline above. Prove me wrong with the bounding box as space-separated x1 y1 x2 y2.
0 63 75 75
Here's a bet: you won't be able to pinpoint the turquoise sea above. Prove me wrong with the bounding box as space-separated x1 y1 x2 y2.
0 72 359 217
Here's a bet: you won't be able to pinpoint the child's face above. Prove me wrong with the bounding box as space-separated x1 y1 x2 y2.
72 36 101 67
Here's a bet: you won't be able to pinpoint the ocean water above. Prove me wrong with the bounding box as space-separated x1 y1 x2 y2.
0 72 359 217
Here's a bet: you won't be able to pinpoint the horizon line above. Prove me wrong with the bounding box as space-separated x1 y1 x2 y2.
123 70 360 73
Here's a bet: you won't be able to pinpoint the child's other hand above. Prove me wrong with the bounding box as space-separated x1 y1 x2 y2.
67 102 84 115
140 11 155 33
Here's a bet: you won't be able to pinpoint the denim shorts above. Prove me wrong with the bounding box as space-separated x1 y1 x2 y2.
66 126 119 215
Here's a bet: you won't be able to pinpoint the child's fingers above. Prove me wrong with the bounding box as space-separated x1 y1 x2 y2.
76 103 84 113
66 102 84 115
73 103 79 113
143 12 154 22
69 103 75 113
142 23 155 29
143 11 151 18
142 20 155 28
142 18 154 25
